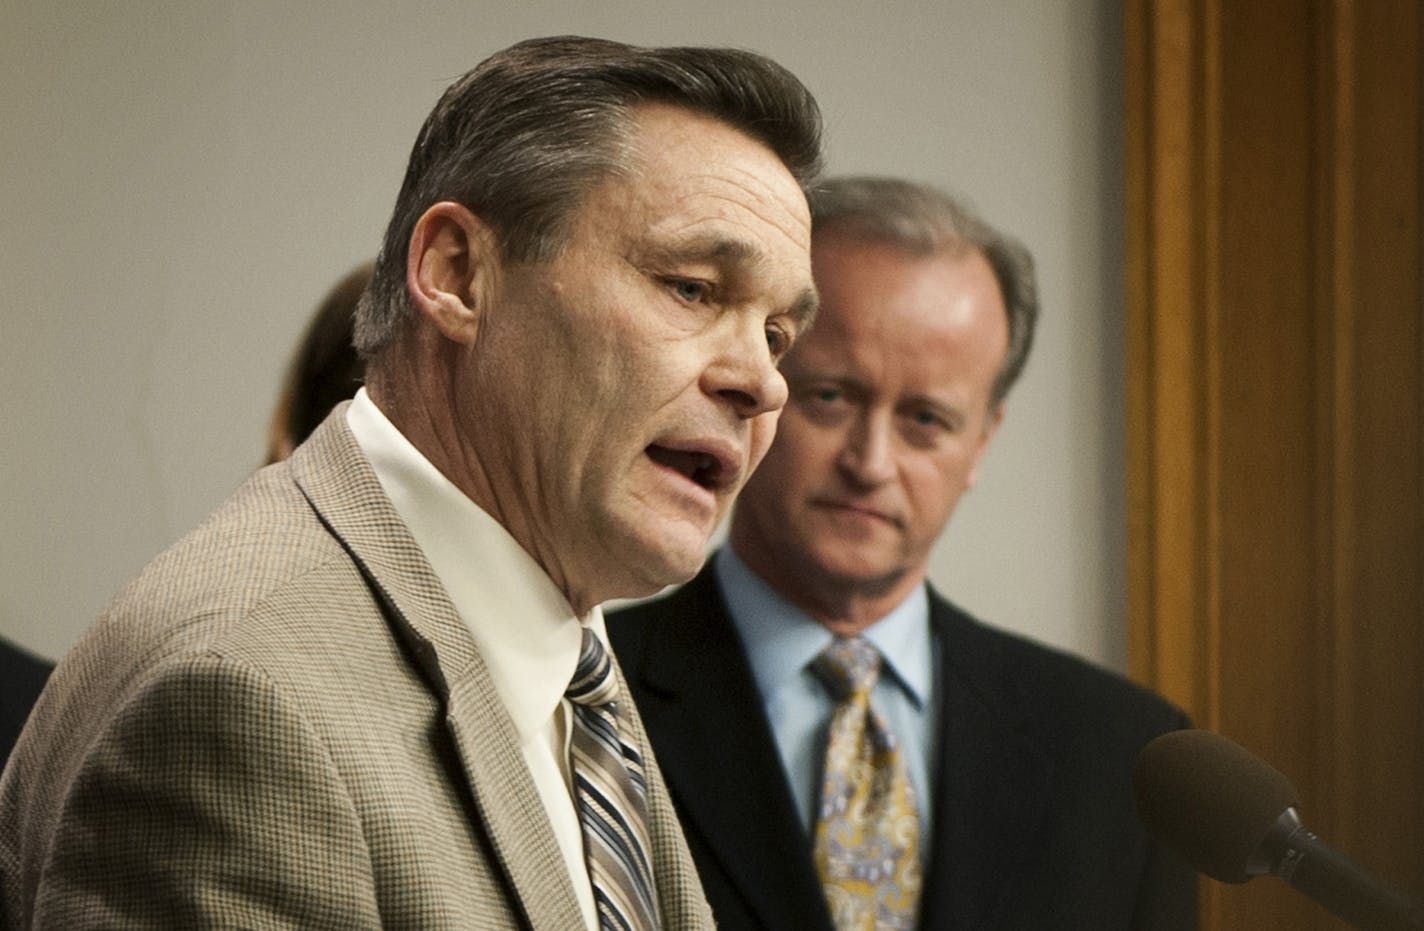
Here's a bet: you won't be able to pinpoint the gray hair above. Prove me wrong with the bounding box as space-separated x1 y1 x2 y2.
355 36 824 357
808 176 1038 409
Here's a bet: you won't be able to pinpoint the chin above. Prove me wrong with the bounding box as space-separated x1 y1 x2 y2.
811 550 902 586
605 533 707 601
648 541 707 587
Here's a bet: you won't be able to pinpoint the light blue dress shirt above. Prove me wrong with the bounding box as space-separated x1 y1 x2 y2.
714 547 940 857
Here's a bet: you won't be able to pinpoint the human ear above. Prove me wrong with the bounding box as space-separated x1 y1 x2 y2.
405 201 499 345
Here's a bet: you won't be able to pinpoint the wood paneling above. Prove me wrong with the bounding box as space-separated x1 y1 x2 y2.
1126 1 1422 928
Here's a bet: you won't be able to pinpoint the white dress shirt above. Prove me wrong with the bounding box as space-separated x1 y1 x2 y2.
347 388 600 930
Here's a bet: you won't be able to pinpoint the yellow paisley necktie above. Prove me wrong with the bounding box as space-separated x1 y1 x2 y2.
811 637 922 930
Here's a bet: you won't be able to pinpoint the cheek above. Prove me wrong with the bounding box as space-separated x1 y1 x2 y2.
780 420 849 478
909 457 973 521
746 413 781 472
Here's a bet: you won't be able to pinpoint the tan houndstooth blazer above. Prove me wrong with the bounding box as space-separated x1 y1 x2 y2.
0 406 714 930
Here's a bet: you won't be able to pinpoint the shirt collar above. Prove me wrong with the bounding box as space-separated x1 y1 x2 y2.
346 388 599 745
714 547 932 708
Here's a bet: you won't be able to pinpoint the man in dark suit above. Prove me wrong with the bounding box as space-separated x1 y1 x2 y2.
610 177 1198 930
2 37 822 928
0 637 51 766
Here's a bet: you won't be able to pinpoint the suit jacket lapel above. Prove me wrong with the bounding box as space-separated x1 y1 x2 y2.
628 569 833 931
289 408 585 930
919 590 1052 929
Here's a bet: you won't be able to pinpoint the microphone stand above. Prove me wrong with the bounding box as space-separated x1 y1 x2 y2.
1251 809 1424 931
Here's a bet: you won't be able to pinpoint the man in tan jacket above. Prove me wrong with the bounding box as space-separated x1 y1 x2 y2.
1 36 821 929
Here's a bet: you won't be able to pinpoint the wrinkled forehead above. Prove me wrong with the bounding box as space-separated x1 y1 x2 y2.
623 104 811 238
580 104 816 306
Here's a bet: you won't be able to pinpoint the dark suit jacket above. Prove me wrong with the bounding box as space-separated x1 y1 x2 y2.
609 565 1199 930
1 407 713 930
0 638 52 767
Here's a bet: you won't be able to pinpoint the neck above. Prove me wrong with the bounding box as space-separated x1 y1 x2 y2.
365 345 497 515
729 541 925 638
365 348 600 616
805 579 920 638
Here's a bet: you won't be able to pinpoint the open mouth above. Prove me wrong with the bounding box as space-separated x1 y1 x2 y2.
647 445 725 491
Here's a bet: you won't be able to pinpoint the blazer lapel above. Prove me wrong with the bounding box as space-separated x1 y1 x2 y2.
290 408 585 930
918 591 1052 930
628 570 833 931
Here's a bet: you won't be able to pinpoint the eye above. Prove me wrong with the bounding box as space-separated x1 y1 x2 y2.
911 408 944 428
668 279 709 303
901 406 956 447
798 385 848 410
793 383 852 425
766 323 793 360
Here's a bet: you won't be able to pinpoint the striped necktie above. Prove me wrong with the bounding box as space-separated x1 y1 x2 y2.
812 636 922 930
566 627 661 931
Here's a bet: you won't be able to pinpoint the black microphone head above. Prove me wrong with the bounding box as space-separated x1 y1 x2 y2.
1133 729 1301 884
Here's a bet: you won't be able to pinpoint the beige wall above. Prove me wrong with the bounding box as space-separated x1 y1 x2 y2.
0 1 1127 669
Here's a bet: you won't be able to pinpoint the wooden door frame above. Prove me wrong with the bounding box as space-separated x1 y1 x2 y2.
1125 2 1422 928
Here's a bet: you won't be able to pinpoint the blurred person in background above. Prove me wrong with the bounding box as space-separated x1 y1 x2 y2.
265 260 372 464
0 636 51 767
611 176 1197 931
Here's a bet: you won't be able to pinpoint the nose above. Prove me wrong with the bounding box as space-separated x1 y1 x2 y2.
704 322 789 418
837 411 896 487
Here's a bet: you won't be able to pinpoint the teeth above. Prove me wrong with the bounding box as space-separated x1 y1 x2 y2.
647 444 729 490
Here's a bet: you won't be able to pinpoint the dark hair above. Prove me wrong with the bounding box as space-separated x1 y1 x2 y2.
355 36 823 357
808 176 1039 409
267 261 373 463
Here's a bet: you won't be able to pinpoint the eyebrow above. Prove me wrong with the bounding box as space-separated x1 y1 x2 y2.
642 232 758 266
787 286 819 331
638 233 819 329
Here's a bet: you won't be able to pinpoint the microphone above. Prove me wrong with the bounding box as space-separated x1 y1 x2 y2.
1133 730 1424 931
